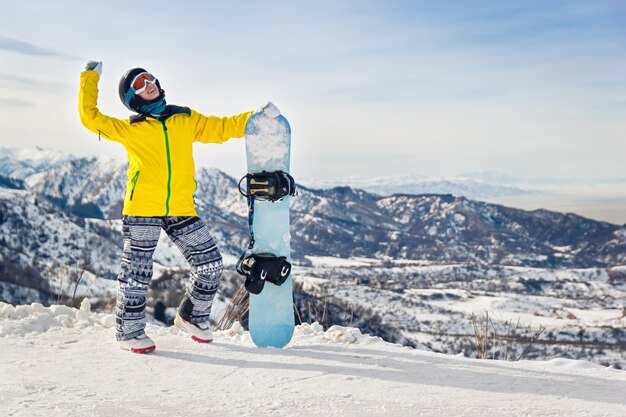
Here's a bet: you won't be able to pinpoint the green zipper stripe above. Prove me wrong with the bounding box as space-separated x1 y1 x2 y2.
130 170 140 201
161 121 172 216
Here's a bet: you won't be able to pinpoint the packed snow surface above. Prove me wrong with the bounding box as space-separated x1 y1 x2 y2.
1 302 625 417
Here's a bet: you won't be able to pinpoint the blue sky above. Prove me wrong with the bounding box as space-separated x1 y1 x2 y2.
0 0 624 181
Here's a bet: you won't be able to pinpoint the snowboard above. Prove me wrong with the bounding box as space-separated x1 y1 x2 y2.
243 112 294 348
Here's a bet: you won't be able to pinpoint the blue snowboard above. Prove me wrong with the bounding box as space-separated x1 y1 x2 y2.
244 112 294 348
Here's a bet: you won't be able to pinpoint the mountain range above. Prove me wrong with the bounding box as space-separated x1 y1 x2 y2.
3 147 624 269
302 173 536 199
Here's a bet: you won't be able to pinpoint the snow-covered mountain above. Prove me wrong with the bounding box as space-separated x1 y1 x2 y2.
292 186 625 267
24 156 127 219
10 154 626 268
0 146 73 179
303 172 626 226
1 149 625 367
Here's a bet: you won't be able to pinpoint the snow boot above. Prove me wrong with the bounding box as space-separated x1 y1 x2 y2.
175 314 213 343
119 334 156 354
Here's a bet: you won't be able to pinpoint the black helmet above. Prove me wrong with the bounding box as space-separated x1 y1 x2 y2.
118 67 165 112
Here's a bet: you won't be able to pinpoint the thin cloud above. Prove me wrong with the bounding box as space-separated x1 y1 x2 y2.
0 36 63 57
0 74 69 92
0 97 35 107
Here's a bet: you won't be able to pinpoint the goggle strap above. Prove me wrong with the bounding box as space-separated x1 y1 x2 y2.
124 88 135 108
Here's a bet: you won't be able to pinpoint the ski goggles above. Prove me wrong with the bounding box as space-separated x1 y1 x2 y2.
131 72 157 94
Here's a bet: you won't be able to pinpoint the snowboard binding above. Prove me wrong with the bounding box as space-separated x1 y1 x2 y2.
238 171 297 202
237 253 292 295
237 170 297 294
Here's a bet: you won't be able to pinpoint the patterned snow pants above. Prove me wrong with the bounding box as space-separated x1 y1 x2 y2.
116 216 223 341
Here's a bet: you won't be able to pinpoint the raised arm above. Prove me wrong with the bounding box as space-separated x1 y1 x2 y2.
78 61 130 142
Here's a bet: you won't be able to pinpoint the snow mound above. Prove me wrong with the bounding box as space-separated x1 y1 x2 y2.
0 301 385 347
0 300 116 337
292 322 382 345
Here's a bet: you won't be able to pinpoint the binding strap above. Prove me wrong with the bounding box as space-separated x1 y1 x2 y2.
236 170 297 294
236 253 292 294
238 171 297 202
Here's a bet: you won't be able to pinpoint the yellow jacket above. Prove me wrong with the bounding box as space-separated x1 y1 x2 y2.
78 70 253 217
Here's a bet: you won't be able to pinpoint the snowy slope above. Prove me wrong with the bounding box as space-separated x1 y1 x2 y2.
24 156 127 219
0 302 625 417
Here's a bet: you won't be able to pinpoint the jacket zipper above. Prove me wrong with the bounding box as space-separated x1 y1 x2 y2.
129 171 141 201
97 129 111 142
161 121 172 216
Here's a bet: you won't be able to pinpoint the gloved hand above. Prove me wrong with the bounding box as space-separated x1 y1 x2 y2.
259 101 280 118
85 61 102 75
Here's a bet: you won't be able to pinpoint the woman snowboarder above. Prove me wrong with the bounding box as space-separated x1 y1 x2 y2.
78 60 279 353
